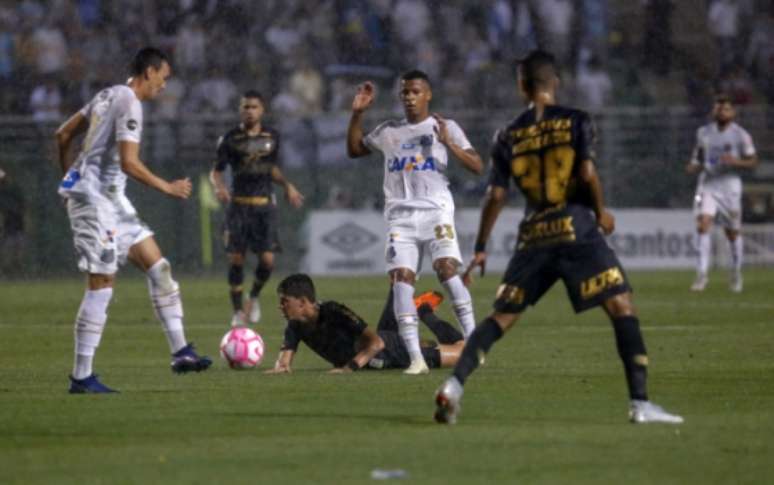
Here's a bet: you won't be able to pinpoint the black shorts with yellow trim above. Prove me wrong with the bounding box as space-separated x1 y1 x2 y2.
223 202 281 254
494 232 632 314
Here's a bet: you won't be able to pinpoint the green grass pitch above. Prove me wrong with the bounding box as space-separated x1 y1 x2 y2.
1 269 773 484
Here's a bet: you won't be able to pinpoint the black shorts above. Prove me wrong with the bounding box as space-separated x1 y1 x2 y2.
495 231 631 314
223 204 281 254
366 331 441 370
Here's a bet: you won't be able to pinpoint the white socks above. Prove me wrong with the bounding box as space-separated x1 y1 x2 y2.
696 232 711 277
730 236 743 274
147 258 187 353
393 281 424 364
442 275 476 339
72 288 113 380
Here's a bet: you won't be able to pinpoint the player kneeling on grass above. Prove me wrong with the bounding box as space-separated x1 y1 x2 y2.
266 274 464 374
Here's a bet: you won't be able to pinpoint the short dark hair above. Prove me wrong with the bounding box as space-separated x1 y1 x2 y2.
517 50 558 94
714 92 732 105
129 47 170 76
401 69 431 88
242 90 264 102
277 274 316 301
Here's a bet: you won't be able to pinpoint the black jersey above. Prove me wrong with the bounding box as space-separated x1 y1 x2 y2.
214 126 280 199
489 105 599 250
281 301 368 368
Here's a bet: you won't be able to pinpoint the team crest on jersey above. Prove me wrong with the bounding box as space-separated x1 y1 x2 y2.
387 155 438 173
419 134 433 147
127 119 138 131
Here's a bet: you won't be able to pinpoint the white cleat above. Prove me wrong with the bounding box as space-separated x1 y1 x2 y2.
629 400 684 424
404 359 430 375
230 310 247 328
729 273 743 293
690 274 708 292
247 297 262 323
434 376 463 424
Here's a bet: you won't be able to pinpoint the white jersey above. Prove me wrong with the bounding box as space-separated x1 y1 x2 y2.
364 116 472 214
59 84 143 199
689 121 755 194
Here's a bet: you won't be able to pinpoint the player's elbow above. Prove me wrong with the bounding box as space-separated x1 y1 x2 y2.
54 127 70 148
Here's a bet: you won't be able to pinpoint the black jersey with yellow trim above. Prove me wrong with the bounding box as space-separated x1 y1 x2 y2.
214 125 281 199
489 105 600 249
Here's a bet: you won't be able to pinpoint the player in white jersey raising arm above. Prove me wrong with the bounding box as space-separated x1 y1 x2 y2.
55 47 212 394
347 70 484 374
686 93 758 293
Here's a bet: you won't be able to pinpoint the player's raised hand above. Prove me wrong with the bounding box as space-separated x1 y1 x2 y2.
167 177 192 199
597 210 615 235
432 113 450 145
285 184 305 209
352 81 376 113
462 251 487 286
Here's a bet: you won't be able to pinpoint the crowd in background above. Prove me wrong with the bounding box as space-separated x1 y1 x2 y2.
1 0 773 122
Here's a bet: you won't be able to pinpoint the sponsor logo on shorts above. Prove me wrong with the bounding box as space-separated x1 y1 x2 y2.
322 222 379 256
100 249 115 263
496 284 524 305
127 119 138 131
580 267 625 300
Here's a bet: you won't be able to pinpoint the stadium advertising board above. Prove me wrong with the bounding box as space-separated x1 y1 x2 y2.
302 210 773 275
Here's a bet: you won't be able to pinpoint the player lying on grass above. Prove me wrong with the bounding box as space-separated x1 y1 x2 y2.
266 274 464 374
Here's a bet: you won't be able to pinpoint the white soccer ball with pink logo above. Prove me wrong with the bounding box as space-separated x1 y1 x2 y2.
219 327 265 369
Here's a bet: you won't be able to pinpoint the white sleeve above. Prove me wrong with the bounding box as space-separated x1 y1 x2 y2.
447 120 473 151
363 120 390 153
739 128 756 157
115 91 143 143
78 98 93 118
689 127 703 165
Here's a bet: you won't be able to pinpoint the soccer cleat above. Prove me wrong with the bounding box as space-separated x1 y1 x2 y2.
729 273 743 293
68 374 118 394
403 358 430 375
247 297 261 324
690 274 708 292
629 400 684 424
414 291 444 312
171 343 213 374
434 376 463 424
230 310 247 328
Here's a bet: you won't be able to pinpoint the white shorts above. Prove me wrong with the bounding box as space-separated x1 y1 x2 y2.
66 193 154 274
384 207 462 273
693 188 742 230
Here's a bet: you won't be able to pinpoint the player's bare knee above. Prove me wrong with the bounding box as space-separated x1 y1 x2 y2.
390 268 416 285
725 229 739 241
88 273 115 290
492 312 519 332
228 253 246 266
603 292 636 319
433 258 459 282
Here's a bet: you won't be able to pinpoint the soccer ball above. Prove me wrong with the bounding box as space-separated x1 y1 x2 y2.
219 327 265 369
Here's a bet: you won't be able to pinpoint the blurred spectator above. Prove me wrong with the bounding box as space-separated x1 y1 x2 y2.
187 66 238 114
391 0 430 56
528 0 574 66
745 6 774 104
575 56 613 112
154 76 186 120
0 168 26 275
288 52 325 116
641 0 674 76
29 76 62 121
175 14 208 75
717 64 754 105
30 15 68 76
708 0 741 71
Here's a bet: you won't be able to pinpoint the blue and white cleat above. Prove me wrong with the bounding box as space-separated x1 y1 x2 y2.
434 376 463 424
68 374 119 394
171 343 213 374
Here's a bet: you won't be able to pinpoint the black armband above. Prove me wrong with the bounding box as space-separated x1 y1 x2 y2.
347 360 360 371
474 241 486 253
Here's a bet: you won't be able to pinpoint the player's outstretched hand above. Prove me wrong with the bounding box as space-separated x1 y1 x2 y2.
286 184 305 209
167 178 192 199
432 113 450 145
352 81 375 113
462 251 487 286
264 366 291 375
597 210 615 235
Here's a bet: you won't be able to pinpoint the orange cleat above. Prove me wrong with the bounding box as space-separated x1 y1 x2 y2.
414 291 444 312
